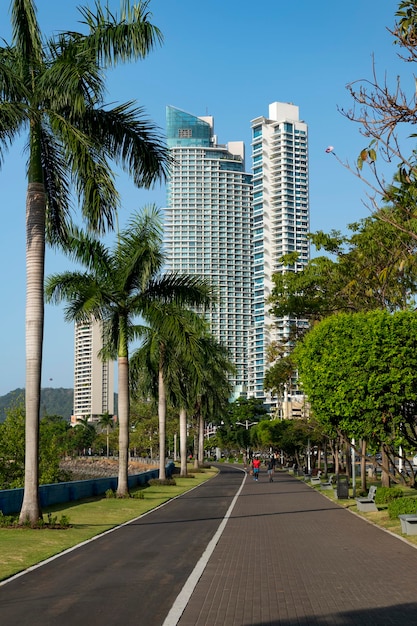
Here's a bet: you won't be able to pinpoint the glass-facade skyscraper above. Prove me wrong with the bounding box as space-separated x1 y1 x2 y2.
248 102 310 407
164 106 253 397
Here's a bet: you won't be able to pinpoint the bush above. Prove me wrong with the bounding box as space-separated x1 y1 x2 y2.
0 511 71 528
0 511 19 527
148 478 176 487
388 496 417 519
374 486 403 505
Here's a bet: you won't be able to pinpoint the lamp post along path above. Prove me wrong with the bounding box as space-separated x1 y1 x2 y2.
236 420 257 467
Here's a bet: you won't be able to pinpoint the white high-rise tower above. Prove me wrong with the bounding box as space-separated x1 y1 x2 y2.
248 102 310 408
164 106 253 397
72 319 115 424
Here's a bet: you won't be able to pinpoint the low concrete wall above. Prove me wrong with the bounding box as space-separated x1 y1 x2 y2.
0 468 159 516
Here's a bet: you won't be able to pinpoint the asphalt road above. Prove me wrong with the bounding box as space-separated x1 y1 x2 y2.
0 465 245 626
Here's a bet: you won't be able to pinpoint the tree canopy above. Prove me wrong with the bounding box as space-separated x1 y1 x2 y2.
294 310 417 454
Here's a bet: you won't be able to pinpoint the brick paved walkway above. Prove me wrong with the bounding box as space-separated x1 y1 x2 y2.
177 468 417 625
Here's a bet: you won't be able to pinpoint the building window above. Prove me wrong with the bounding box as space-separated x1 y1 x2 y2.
178 129 192 138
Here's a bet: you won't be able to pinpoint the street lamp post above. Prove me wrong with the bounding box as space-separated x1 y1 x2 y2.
236 420 257 467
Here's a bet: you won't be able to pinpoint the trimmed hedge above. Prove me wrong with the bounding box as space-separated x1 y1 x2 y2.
374 486 403 505
388 496 417 519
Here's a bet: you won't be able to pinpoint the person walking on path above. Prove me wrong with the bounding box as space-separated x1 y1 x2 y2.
252 456 261 481
266 457 274 482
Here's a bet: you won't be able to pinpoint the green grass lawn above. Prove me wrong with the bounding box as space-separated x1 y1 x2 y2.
0 468 218 582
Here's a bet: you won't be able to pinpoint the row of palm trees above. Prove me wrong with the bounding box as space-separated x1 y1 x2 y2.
46 207 234 494
0 0 232 523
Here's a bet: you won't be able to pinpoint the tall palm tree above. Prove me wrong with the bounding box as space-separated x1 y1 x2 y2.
1 0 168 523
133 325 234 477
193 337 235 467
172 334 235 471
130 306 211 480
46 207 214 495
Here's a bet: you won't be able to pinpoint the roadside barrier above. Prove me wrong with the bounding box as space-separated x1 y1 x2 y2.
0 468 159 515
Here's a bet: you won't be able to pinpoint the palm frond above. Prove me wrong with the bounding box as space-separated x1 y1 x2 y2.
100 311 122 360
115 207 164 290
77 0 163 67
0 103 27 164
59 225 114 275
41 33 104 112
45 270 107 324
0 46 30 101
80 103 169 188
130 331 160 398
40 125 72 246
49 112 119 234
140 272 216 313
11 0 43 68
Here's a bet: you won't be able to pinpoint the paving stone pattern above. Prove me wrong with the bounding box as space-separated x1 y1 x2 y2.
179 470 417 625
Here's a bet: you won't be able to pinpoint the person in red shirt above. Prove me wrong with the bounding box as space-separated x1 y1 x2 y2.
252 456 261 481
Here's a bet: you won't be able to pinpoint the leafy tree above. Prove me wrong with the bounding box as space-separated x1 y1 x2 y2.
294 310 417 486
217 398 268 456
1 0 168 523
263 353 296 401
0 405 25 488
39 414 71 483
0 406 71 488
130 401 160 458
269 214 417 325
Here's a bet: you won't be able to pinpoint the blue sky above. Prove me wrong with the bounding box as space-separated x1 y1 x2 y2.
0 0 404 395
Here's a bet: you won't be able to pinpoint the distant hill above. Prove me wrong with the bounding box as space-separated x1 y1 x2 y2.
0 388 118 423
0 388 74 422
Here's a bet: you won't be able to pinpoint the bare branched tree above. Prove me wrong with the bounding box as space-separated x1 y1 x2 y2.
330 1 417 241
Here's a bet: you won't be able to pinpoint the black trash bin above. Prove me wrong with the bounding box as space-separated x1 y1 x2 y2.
336 474 349 499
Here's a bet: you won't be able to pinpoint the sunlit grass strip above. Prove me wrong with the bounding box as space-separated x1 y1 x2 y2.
0 467 218 582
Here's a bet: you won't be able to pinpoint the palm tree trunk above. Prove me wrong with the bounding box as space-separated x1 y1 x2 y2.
158 364 167 480
157 344 168 480
198 412 204 466
116 355 129 496
193 427 199 470
19 182 45 524
179 407 188 477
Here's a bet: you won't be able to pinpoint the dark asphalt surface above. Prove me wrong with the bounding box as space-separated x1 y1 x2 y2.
2 465 417 625
0 466 244 626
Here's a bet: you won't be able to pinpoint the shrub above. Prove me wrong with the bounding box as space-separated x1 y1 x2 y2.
148 478 176 487
0 511 19 527
105 488 116 498
388 497 417 519
374 486 403 505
